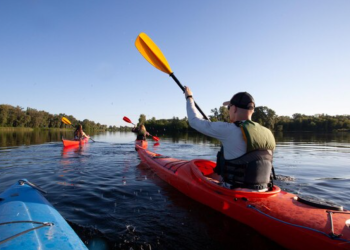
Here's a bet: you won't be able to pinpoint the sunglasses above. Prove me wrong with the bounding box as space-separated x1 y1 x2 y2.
227 104 233 110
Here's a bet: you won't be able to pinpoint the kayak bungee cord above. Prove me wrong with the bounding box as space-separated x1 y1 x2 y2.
0 180 88 249
18 179 47 194
0 221 53 245
247 205 350 244
0 181 52 245
163 160 189 173
327 211 350 239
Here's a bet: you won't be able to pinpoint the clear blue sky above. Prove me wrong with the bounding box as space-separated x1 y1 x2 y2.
1 1 349 127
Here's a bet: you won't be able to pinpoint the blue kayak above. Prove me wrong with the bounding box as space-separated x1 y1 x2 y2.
0 179 88 250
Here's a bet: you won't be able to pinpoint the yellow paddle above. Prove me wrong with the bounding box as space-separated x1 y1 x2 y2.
61 117 72 126
135 33 209 120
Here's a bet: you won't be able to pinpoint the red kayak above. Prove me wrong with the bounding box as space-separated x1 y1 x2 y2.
135 139 148 149
62 137 89 147
135 142 350 249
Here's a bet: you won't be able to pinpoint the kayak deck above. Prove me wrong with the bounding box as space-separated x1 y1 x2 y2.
0 180 87 250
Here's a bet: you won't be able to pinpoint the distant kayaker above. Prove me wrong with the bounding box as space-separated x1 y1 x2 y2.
132 124 150 140
184 87 276 192
74 124 90 140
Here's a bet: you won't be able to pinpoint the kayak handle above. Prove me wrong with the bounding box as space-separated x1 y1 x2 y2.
18 180 47 194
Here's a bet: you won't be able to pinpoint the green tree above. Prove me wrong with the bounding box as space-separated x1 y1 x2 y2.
0 105 10 126
252 106 277 129
138 114 146 125
210 106 229 122
209 108 219 122
218 106 230 122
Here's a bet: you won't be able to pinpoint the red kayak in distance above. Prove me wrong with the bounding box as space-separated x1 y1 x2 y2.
62 137 89 147
135 142 350 249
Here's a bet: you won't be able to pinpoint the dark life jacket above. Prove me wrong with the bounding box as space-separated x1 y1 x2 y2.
132 127 147 141
136 135 146 140
215 120 276 190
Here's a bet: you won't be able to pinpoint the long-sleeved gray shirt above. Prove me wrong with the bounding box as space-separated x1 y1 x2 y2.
186 98 247 160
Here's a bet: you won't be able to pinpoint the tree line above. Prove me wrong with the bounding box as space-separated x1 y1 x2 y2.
253 107 350 132
138 106 350 133
2 103 349 133
0 104 107 131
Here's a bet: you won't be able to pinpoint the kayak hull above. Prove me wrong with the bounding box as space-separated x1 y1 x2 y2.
135 140 148 149
135 144 350 250
62 137 89 147
0 180 87 250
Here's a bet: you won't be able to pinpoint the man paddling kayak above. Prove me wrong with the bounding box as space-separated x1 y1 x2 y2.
184 87 276 192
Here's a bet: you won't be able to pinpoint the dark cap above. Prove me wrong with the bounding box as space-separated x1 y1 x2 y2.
223 92 255 110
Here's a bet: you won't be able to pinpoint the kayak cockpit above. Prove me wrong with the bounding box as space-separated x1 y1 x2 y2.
192 159 281 197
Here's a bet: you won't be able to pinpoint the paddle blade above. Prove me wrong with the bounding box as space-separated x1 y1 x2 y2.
61 117 72 125
123 116 132 124
152 136 160 141
135 33 173 75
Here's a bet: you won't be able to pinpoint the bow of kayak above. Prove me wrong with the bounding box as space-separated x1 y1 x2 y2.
135 143 350 249
0 180 88 250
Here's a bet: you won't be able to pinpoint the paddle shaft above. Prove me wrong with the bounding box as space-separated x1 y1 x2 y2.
170 73 209 120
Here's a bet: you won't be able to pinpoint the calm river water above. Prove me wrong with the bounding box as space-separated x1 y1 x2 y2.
0 130 349 249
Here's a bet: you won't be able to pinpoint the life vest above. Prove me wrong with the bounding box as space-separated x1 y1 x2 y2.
132 127 147 141
136 135 146 140
216 120 276 190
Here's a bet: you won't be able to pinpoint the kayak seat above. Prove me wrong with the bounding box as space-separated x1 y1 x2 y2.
193 160 270 191
194 160 216 176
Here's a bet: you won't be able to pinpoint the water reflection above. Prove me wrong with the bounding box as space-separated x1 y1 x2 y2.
0 129 71 147
58 143 90 188
61 144 86 158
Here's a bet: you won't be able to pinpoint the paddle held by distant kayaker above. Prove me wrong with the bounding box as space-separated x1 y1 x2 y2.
184 86 276 192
